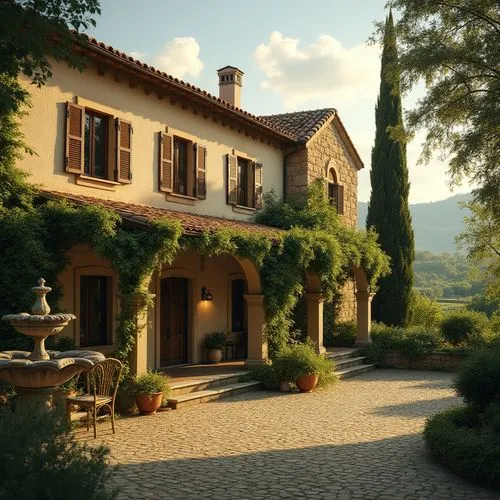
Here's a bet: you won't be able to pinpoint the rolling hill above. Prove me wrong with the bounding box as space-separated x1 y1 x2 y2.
358 193 471 253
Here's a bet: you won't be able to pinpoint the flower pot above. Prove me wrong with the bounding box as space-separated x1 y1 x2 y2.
296 374 319 393
136 392 163 415
207 349 223 364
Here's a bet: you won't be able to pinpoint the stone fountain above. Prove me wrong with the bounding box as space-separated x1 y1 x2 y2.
0 278 105 410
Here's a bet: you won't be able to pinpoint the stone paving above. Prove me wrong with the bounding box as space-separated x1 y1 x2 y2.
76 369 499 499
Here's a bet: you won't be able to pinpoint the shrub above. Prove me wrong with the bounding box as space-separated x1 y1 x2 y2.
441 310 491 346
409 291 443 329
327 320 356 347
454 345 500 408
203 331 227 350
0 406 117 499
251 363 280 390
273 342 337 387
424 405 500 489
134 371 170 399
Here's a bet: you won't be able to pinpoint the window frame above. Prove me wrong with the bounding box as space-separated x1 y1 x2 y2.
173 136 192 196
84 108 110 180
327 167 344 215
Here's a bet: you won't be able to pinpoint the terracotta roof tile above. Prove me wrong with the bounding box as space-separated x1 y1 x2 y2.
40 190 282 237
260 109 336 143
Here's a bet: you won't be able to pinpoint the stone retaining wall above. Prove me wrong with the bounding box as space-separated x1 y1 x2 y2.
383 350 465 371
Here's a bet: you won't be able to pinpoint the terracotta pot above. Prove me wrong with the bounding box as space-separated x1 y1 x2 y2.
207 349 223 364
136 392 163 415
295 374 319 393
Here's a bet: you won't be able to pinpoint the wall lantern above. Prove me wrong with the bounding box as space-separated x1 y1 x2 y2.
201 286 213 301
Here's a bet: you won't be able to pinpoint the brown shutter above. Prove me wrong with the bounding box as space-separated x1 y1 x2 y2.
195 144 207 199
337 184 344 215
65 102 85 174
226 153 238 205
159 132 173 192
253 161 263 209
115 118 132 183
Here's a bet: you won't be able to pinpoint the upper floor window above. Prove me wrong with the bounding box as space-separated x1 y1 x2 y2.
327 168 344 215
159 130 207 199
65 101 132 184
226 153 263 210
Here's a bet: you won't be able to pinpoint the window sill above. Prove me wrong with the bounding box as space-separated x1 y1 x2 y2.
166 192 197 206
76 176 120 192
232 205 256 215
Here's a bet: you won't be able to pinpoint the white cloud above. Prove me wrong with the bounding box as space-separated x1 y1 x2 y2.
254 32 379 110
129 51 147 60
154 37 204 79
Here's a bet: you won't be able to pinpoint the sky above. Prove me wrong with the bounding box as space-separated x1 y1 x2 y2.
87 0 471 204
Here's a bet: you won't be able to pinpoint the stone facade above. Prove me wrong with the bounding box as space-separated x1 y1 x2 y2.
286 117 360 322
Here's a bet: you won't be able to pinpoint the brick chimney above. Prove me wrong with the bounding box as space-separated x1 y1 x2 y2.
217 66 244 108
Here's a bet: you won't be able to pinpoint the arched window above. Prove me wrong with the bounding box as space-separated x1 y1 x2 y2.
327 168 344 215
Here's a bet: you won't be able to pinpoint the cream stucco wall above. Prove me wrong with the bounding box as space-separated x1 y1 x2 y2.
18 60 284 220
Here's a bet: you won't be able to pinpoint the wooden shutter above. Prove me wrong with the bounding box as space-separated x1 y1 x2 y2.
159 132 173 192
195 144 207 199
115 118 132 183
226 153 238 205
65 102 85 174
253 161 263 209
336 184 345 215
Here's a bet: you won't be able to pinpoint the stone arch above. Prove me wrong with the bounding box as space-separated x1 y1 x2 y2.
234 257 262 295
353 265 370 292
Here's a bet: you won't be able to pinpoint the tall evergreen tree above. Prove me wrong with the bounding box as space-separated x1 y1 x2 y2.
366 10 414 326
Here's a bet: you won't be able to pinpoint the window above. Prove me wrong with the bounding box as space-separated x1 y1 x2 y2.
79 276 112 347
84 110 108 179
226 153 262 209
231 278 246 332
173 137 189 196
159 131 207 199
327 168 344 215
65 101 132 184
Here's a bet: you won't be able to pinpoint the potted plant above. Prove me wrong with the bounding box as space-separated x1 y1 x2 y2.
52 375 79 409
203 331 227 363
134 371 170 415
274 342 336 392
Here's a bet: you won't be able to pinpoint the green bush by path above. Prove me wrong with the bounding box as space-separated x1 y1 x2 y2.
441 310 491 346
409 291 443 330
424 405 500 489
325 320 356 347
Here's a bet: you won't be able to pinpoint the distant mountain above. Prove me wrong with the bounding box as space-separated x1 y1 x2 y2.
358 193 472 253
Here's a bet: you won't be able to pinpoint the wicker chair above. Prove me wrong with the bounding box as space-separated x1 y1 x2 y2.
67 358 123 438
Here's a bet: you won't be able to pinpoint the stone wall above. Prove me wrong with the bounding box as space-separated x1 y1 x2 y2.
336 280 356 322
382 350 465 371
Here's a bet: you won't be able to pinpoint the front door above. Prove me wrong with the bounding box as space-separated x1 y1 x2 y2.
160 277 188 366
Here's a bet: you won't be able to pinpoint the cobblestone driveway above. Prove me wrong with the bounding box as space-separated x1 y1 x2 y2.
78 370 498 499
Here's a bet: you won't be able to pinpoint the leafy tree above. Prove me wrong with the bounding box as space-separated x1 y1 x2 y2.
367 11 415 326
381 0 500 208
0 0 101 116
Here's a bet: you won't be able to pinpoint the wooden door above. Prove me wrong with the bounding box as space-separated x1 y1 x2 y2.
160 277 188 366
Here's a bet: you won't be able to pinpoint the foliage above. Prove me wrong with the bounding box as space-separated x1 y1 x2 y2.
0 405 117 499
133 371 170 399
440 310 491 346
366 11 414 327
251 362 280 390
325 320 357 347
457 202 500 303
454 345 500 408
0 0 101 117
203 331 228 350
424 405 500 489
409 291 443 329
381 1 500 210
273 342 337 387
468 292 499 318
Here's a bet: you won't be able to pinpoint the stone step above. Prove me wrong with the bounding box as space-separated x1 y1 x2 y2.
336 363 376 380
326 349 359 361
333 356 367 370
167 381 261 410
169 372 250 396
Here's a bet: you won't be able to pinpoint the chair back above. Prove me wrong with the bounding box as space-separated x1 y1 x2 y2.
88 358 123 399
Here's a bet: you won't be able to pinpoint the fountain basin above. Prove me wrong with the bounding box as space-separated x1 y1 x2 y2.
0 350 105 388
1 313 76 339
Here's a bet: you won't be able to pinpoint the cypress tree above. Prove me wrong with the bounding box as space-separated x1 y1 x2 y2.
366 10 414 326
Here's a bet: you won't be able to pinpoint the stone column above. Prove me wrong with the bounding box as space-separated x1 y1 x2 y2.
305 293 326 354
244 294 267 367
120 292 155 375
355 291 375 345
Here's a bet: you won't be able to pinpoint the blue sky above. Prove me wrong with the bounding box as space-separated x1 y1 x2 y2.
88 0 470 203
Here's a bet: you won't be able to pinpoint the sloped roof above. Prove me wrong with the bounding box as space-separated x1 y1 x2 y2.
40 190 282 237
260 108 336 143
